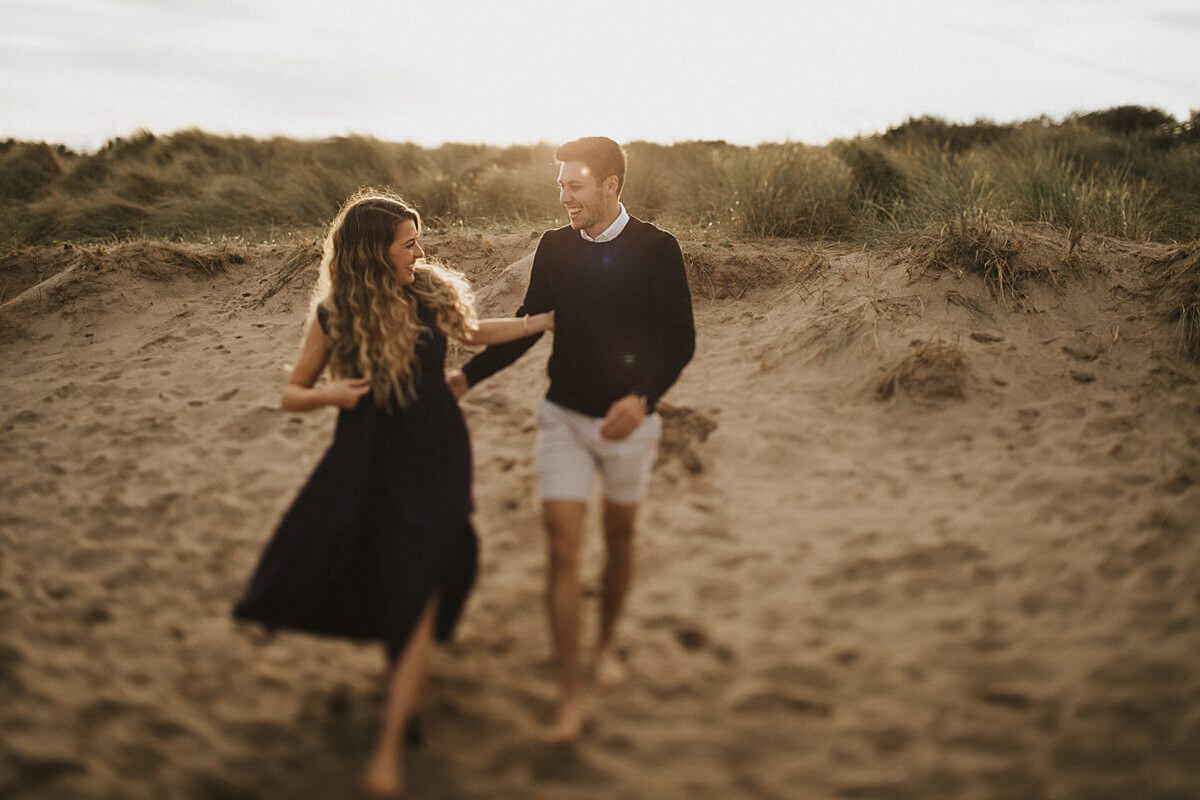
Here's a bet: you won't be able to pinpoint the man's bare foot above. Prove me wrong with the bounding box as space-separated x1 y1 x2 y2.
360 752 403 798
594 647 628 688
542 698 587 744
404 715 424 749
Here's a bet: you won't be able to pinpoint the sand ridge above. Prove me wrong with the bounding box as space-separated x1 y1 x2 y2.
1 229 1198 799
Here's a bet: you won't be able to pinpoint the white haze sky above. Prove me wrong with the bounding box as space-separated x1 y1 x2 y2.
2 0 1199 151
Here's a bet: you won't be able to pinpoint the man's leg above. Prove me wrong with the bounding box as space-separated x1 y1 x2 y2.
543 498 588 742
595 499 638 686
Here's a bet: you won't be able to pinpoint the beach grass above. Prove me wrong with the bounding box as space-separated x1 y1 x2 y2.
1 105 1198 250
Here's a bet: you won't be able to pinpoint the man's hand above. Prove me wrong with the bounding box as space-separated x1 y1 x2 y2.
445 370 469 400
600 395 646 440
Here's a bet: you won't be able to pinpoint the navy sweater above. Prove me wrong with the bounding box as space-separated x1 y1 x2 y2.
462 217 695 417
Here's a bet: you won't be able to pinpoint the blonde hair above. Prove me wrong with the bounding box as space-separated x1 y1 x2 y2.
311 188 477 409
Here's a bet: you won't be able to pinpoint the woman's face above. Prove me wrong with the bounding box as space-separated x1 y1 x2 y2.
387 219 422 284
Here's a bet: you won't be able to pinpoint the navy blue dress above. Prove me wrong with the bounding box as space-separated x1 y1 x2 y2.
234 302 478 658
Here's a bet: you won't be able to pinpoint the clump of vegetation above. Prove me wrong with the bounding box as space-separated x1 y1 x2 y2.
905 211 1029 305
655 402 719 475
260 239 323 303
684 246 826 300
876 340 971 402
115 240 232 279
795 302 874 362
723 144 855 237
0 141 67 201
882 115 1014 153
624 139 731 224
833 138 908 216
1147 244 1200 362
945 288 995 321
1074 105 1176 137
986 133 1165 239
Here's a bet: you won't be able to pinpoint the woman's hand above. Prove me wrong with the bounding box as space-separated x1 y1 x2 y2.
531 310 554 333
324 378 371 409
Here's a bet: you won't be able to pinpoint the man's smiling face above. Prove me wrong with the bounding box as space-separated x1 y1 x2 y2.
557 160 607 232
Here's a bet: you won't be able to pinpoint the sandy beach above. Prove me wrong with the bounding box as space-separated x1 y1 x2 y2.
2 228 1198 799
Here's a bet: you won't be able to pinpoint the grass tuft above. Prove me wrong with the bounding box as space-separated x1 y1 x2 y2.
945 289 996 321
905 211 1026 305
1147 244 1200 362
876 340 971 402
796 304 872 362
260 239 323 303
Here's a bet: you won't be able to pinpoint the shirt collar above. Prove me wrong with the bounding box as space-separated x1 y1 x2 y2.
579 203 629 243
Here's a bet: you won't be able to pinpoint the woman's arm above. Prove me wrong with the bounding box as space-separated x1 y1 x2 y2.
464 311 554 346
280 320 370 411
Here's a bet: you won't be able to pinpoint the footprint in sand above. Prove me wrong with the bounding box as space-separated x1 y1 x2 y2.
219 406 284 442
2 752 88 794
817 541 986 585
640 613 733 663
696 578 740 602
139 333 187 352
1084 415 1137 436
856 724 916 756
1015 407 1041 430
6 409 43 427
730 688 833 717
763 662 839 692
826 586 886 610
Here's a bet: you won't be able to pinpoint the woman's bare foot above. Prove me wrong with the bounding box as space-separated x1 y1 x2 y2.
542 698 587 744
360 751 404 798
593 647 628 688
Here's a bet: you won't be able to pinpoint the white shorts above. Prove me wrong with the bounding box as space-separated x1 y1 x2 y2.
536 398 662 505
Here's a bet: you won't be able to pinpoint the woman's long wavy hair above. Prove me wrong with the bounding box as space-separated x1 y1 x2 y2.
311 188 478 409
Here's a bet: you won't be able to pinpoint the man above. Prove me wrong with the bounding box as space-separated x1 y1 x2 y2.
448 136 695 742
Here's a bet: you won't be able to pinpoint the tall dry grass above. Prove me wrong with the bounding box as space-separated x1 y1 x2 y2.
1148 245 1200 362
1 105 1197 249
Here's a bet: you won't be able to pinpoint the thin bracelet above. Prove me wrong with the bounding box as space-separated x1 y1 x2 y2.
523 314 529 334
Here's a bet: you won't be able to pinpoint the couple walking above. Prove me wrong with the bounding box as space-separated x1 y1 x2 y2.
233 137 695 796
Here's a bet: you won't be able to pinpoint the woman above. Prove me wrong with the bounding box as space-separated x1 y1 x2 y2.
233 188 552 797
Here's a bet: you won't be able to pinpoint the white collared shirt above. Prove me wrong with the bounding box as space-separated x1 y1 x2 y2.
579 203 629 243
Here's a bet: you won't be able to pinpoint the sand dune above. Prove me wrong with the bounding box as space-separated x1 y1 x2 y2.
1 228 1197 799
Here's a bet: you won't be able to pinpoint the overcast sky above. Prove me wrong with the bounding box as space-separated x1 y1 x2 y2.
2 0 1198 151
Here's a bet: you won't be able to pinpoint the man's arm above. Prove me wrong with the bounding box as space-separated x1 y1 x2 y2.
459 237 555 390
600 233 694 439
629 233 695 409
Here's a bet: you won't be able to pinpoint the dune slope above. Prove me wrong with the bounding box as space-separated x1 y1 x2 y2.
1 229 1197 799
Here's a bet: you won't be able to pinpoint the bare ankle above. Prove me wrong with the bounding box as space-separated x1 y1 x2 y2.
361 751 404 798
544 697 587 743
594 647 628 687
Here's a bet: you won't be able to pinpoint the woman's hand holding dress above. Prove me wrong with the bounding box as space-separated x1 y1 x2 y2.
325 378 371 409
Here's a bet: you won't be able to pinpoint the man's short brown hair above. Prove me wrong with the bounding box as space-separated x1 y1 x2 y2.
555 137 627 195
